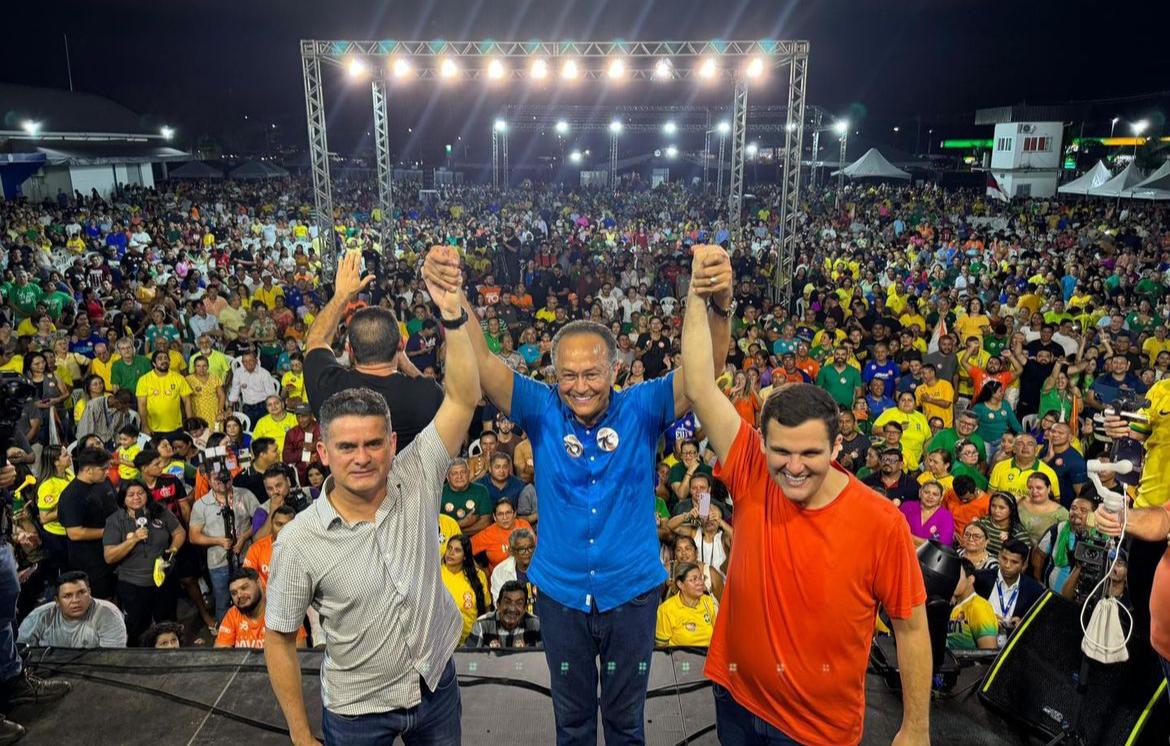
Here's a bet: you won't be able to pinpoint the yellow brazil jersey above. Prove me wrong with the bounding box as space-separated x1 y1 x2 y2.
281 371 305 403
917 470 955 495
91 354 118 390
251 414 297 454
0 356 23 374
988 458 1061 501
1134 379 1170 508
655 593 718 647
135 370 192 433
1142 337 1170 367
438 515 462 555
37 474 73 536
440 564 488 645
116 444 142 481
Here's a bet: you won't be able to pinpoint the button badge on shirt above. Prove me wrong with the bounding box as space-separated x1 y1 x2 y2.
563 434 584 458
596 427 619 452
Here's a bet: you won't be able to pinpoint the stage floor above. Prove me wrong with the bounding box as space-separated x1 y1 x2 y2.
11 648 1029 745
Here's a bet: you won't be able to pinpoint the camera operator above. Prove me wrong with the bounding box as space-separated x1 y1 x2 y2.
231 437 280 499
188 465 259 624
1031 495 1104 599
250 466 312 541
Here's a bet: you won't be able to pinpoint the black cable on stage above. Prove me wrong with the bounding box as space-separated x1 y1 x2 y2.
666 723 717 746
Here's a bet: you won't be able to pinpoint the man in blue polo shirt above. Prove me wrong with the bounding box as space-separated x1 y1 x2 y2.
425 244 732 745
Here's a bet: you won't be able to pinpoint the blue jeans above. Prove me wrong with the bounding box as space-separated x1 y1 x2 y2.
0 545 21 681
535 586 660 746
208 565 231 622
321 658 460 746
713 684 800 746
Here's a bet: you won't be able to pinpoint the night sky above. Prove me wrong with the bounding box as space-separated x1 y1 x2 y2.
3 0 1168 162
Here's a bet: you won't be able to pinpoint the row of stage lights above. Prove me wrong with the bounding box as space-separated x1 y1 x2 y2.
17 120 175 140
347 55 768 82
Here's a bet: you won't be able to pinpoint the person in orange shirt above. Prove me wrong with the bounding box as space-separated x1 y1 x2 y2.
243 504 296 587
470 497 532 576
215 567 305 649
942 474 991 539
680 265 931 746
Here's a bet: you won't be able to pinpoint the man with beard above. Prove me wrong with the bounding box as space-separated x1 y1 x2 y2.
135 351 192 441
466 581 542 649
215 568 304 649
926 409 986 461
815 345 865 408
1007 339 1056 419
862 447 921 506
1032 496 1098 595
837 410 871 474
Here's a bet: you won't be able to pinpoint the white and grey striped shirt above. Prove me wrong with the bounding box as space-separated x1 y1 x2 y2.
265 422 461 715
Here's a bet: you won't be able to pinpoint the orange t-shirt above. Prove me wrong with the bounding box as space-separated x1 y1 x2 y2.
732 395 760 426
707 420 926 746
969 366 1013 401
470 518 533 576
215 606 305 649
243 535 274 586
942 490 991 538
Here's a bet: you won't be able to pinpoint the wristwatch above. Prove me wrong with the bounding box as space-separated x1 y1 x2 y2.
707 298 736 319
440 308 469 330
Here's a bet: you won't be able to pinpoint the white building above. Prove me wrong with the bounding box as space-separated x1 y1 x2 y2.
0 83 188 201
988 121 1064 198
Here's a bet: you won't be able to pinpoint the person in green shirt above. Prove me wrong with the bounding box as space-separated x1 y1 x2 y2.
951 438 990 491
815 346 864 408
110 338 153 394
926 409 987 461
9 275 43 318
667 440 714 507
442 458 493 535
42 289 75 321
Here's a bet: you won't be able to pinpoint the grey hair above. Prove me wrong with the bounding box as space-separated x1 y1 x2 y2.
448 457 469 470
318 388 392 442
509 528 535 548
957 409 978 421
551 320 617 369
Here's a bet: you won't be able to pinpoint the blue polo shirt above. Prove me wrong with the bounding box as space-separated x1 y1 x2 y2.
509 371 673 612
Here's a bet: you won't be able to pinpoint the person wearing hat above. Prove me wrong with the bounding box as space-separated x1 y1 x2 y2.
280 403 320 486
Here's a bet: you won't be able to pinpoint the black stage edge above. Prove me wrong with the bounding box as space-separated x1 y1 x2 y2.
11 648 1032 745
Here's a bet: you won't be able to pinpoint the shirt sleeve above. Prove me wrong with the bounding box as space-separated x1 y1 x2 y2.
102 514 124 546
712 420 766 510
654 603 673 645
873 515 928 620
97 603 128 647
215 612 237 647
16 609 44 646
508 372 555 436
57 490 83 530
265 538 314 633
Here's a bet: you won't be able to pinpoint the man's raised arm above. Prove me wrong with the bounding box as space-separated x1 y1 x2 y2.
304 249 373 353
423 251 482 457
680 250 743 464
672 245 733 418
423 246 515 415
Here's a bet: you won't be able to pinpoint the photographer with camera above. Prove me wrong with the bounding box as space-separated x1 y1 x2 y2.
250 466 312 541
188 463 259 624
1031 495 1107 601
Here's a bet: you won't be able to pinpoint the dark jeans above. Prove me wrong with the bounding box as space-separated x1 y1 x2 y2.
535 586 659 746
0 546 21 682
321 658 460 746
117 580 177 647
713 684 801 746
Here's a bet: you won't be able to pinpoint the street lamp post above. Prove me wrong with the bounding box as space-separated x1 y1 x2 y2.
1119 119 1149 207
715 120 730 201
833 120 849 207
609 120 622 193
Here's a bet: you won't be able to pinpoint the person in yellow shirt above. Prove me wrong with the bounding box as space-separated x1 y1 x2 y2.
655 562 718 648
113 426 143 481
134 351 192 436
438 514 462 556
65 235 86 254
250 396 297 453
251 275 285 311
281 354 305 403
917 449 956 495
916 364 955 428
36 445 73 569
1142 327 1170 367
873 392 932 471
440 534 489 645
0 348 23 374
89 342 119 390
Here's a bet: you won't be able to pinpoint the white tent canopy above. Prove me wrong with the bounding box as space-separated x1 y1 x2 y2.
1086 162 1146 198
830 148 911 180
1125 161 1170 200
1057 160 1112 195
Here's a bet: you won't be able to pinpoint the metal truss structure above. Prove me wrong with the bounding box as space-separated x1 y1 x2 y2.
300 39 808 294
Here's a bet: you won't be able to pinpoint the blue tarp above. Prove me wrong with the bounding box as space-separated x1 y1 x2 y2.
0 153 47 199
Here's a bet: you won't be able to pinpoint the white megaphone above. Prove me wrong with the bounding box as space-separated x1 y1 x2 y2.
1086 459 1135 515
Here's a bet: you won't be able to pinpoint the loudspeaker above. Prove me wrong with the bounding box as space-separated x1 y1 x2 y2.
979 591 1169 745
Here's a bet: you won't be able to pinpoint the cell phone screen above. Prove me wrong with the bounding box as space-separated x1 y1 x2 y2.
698 491 711 519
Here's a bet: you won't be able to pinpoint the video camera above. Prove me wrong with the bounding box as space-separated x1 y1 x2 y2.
0 374 38 543
1072 532 1112 605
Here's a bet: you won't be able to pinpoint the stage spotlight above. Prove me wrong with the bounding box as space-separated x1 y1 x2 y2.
439 58 459 79
607 58 626 80
654 58 672 80
665 145 678 158
1133 119 1150 136
494 119 507 133
609 120 623 134
833 119 849 136
346 57 369 79
663 121 677 136
746 142 758 157
22 120 41 136
487 58 506 80
569 150 582 164
555 120 569 135
561 59 579 80
391 57 413 79
530 58 549 80
160 126 174 140
717 121 730 135
698 57 717 80
786 122 797 132
745 56 765 79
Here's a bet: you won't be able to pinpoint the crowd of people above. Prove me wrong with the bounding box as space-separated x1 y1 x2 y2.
0 170 1167 741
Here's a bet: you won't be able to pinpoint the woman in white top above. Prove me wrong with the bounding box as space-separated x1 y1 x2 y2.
672 502 734 577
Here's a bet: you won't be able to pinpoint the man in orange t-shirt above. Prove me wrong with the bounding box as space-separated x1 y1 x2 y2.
942 474 991 539
243 504 296 586
215 568 306 649
680 268 931 746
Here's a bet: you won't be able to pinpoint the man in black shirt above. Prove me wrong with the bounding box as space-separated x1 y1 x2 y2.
57 447 119 600
837 410 871 474
1008 340 1056 418
303 249 442 451
232 438 281 499
862 448 920 506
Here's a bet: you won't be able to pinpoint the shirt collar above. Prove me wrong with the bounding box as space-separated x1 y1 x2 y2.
996 571 1019 590
318 472 402 530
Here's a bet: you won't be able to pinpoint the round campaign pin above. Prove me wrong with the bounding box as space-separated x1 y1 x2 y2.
563 434 584 458
597 427 620 452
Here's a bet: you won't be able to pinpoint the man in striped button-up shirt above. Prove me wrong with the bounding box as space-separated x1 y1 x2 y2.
264 247 480 746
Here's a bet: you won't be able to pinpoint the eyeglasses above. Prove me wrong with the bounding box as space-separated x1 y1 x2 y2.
513 546 535 553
